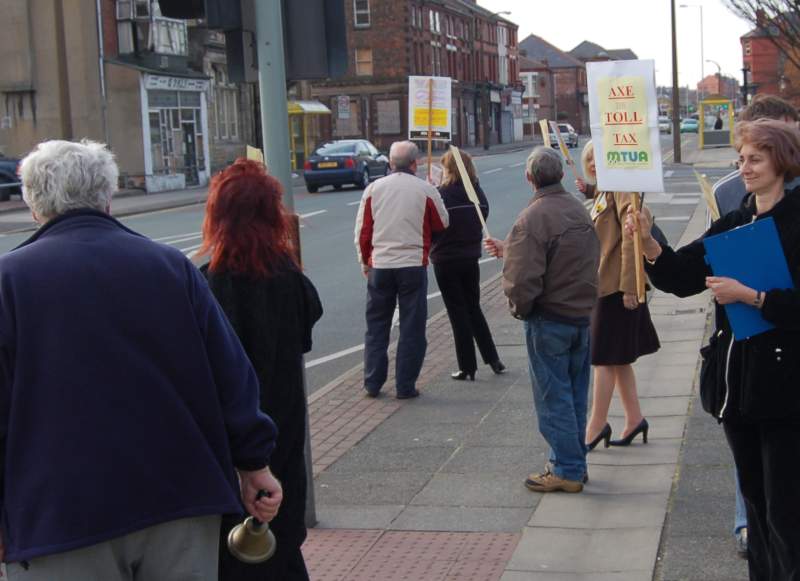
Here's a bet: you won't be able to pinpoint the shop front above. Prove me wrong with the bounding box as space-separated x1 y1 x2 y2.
141 74 211 192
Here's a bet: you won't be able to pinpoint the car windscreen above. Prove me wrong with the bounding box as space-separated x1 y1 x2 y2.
315 143 357 155
558 125 570 132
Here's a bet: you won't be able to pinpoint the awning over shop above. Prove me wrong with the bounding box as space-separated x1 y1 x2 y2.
288 100 331 115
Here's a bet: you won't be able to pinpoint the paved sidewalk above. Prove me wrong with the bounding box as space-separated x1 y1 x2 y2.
299 199 734 580
682 145 737 169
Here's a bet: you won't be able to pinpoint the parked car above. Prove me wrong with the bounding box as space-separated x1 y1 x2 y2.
658 116 672 134
0 156 22 202
303 139 389 193
549 123 579 148
680 118 699 134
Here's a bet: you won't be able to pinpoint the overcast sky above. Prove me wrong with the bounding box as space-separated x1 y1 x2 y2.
477 0 753 88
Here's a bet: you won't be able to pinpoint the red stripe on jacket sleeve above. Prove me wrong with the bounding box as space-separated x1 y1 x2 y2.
358 196 374 267
422 197 446 266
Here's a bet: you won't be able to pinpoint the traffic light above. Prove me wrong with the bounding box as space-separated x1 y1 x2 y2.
159 0 347 81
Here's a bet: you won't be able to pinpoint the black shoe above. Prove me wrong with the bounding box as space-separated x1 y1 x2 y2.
364 387 380 398
609 418 649 446
451 370 475 381
586 423 612 451
489 360 506 375
396 389 420 400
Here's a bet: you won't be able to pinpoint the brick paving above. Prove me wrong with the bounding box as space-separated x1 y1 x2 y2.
307 273 507 476
302 529 520 581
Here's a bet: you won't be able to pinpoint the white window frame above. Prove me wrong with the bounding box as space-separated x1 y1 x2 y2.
354 0 370 28
355 48 373 76
213 65 239 141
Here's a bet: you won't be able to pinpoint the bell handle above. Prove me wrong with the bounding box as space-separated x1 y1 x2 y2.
252 489 270 527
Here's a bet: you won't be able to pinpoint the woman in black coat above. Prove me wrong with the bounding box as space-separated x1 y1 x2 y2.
430 150 504 380
199 159 323 581
628 119 800 581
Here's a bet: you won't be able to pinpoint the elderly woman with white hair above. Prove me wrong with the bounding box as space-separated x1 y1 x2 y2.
575 140 660 450
0 139 282 579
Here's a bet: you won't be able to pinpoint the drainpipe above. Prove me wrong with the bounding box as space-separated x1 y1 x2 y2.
95 0 110 144
54 0 74 139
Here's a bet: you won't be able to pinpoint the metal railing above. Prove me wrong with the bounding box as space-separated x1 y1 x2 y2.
0 182 20 190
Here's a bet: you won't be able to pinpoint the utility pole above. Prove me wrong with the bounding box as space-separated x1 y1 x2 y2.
254 1 316 527
671 0 681 163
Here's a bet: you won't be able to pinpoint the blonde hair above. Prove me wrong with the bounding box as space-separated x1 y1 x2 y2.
581 140 596 184
440 150 477 187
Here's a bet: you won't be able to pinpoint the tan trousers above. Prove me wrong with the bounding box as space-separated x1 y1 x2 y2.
6 515 221 581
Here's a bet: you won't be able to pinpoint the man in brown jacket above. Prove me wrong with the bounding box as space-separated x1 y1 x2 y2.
486 146 599 493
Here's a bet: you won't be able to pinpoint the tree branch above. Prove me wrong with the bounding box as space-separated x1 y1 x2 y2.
724 0 800 71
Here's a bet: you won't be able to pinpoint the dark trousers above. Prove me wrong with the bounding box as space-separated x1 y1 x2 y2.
725 420 800 581
364 266 427 395
433 259 499 374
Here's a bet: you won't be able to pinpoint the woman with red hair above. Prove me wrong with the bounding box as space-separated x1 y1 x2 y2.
628 119 800 580
200 159 322 581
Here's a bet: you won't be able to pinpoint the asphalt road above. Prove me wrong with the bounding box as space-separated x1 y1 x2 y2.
0 133 727 395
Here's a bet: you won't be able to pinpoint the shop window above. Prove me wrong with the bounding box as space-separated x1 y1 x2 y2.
213 65 239 140
355 48 373 76
354 0 370 28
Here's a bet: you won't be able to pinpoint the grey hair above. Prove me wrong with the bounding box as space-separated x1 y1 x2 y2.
526 146 564 188
20 139 118 221
389 141 419 171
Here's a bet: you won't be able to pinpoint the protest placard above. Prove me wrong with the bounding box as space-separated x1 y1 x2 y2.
587 60 664 193
408 76 452 141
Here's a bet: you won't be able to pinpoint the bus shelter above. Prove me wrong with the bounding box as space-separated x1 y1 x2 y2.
699 96 734 149
288 101 331 170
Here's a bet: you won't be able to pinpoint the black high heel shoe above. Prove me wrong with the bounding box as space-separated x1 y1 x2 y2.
586 423 612 451
609 418 649 446
451 370 475 381
489 360 506 375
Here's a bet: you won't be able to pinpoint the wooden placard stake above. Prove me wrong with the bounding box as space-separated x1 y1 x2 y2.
449 145 491 241
631 193 647 303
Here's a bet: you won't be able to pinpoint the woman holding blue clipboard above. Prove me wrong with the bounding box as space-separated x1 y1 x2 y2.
626 118 800 581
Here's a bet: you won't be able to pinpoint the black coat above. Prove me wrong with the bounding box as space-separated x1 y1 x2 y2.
430 180 489 264
646 189 800 422
203 258 322 580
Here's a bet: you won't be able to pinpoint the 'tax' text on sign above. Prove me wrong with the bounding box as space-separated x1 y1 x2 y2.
598 77 652 169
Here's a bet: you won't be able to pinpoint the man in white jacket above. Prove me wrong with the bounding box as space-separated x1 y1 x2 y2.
354 141 449 399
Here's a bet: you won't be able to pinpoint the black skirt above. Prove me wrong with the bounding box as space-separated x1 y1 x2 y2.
591 292 660 365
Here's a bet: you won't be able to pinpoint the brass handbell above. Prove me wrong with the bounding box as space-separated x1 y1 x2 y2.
227 491 277 564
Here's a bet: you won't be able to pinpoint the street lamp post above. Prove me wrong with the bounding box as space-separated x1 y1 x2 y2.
706 58 722 95
680 3 704 104
671 0 681 162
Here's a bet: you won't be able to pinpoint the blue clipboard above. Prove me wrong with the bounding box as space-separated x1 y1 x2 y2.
703 217 794 340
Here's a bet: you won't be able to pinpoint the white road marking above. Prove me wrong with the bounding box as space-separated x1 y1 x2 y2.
483 168 503 175
664 170 674 178
300 210 328 219
153 231 201 242
478 257 495 264
654 215 692 221
347 201 361 206
305 344 365 369
510 161 526 167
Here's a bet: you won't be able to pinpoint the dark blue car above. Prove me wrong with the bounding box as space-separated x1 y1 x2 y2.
0 156 21 202
303 140 389 193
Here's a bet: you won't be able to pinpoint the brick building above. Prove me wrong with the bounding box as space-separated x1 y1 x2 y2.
311 0 522 151
519 57 553 137
518 34 588 134
740 13 800 107
697 74 739 104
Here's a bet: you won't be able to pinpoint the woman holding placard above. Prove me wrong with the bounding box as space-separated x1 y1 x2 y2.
430 150 505 381
626 119 800 580
576 141 660 450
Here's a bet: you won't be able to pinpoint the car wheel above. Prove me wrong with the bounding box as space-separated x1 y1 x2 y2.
358 168 370 189
383 164 390 176
0 188 9 202
307 184 318 193
333 184 342 190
